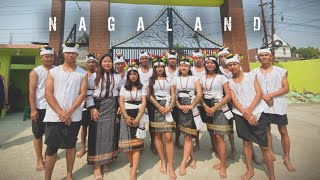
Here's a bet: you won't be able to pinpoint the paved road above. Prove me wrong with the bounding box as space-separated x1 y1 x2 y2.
0 103 319 180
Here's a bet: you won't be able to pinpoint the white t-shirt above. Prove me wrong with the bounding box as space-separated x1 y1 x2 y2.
86 73 125 108
44 65 87 122
251 66 288 115
138 67 153 85
147 78 173 99
219 66 233 79
33 65 54 109
191 67 206 79
200 74 228 99
229 73 268 119
165 67 179 79
173 75 199 97
120 86 146 101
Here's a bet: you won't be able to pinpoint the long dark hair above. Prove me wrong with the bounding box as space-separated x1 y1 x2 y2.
95 53 115 85
204 57 222 75
149 64 167 96
124 69 143 91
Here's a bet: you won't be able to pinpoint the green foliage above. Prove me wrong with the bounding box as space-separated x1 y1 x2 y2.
295 47 320 59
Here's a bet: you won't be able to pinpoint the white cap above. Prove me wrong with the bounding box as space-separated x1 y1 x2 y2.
139 51 150 60
86 54 97 63
62 43 79 54
225 54 240 65
218 47 230 56
192 51 203 57
257 48 271 55
40 46 54 56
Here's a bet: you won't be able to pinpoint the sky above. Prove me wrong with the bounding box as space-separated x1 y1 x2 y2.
0 0 319 49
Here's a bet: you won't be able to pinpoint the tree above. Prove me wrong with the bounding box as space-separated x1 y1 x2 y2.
296 47 320 59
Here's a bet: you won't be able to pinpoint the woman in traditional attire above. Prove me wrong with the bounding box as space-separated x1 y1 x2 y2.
198 55 232 179
86 54 125 180
119 65 147 180
173 56 202 176
147 56 177 179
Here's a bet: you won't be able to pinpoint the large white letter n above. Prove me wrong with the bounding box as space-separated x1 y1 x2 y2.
49 17 56 32
224 17 232 31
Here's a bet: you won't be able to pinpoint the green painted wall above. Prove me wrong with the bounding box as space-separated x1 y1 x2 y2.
250 59 320 93
0 48 40 117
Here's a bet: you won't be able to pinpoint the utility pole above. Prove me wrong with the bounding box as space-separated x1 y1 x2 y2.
259 0 268 47
271 0 276 61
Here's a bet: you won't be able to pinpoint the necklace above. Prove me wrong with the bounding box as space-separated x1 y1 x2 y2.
204 74 216 91
130 89 138 101
180 76 189 90
157 78 166 90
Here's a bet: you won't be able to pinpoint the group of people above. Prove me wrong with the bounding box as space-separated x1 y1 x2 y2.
29 43 296 180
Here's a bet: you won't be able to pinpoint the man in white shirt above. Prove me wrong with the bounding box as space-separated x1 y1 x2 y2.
76 54 97 159
252 48 296 172
226 55 275 180
29 45 55 171
43 43 88 180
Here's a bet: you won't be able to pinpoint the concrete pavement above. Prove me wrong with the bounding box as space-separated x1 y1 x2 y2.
0 103 319 180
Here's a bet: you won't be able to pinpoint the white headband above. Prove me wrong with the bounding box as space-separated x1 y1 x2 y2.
205 56 218 62
128 67 138 72
192 52 203 57
218 48 230 56
62 44 79 54
257 48 271 55
167 54 177 59
225 54 240 65
40 47 54 56
86 56 97 63
153 62 165 67
139 51 150 60
114 56 125 64
180 61 191 66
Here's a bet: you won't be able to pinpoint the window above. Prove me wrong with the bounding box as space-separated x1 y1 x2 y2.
11 56 35 65
283 48 286 55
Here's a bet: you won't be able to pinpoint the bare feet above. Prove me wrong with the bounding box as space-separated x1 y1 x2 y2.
219 166 228 179
188 159 196 169
130 168 137 180
240 171 254 180
212 163 220 170
175 142 183 149
169 166 177 179
66 175 73 180
284 159 296 172
160 162 167 174
178 166 187 176
271 153 276 161
102 164 110 175
93 166 102 180
193 145 200 152
36 160 45 171
253 156 264 166
76 149 87 158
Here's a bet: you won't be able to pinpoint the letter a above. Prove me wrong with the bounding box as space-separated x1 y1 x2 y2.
79 17 86 31
254 17 261 31
49 17 56 32
194 17 202 31
137 17 145 31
